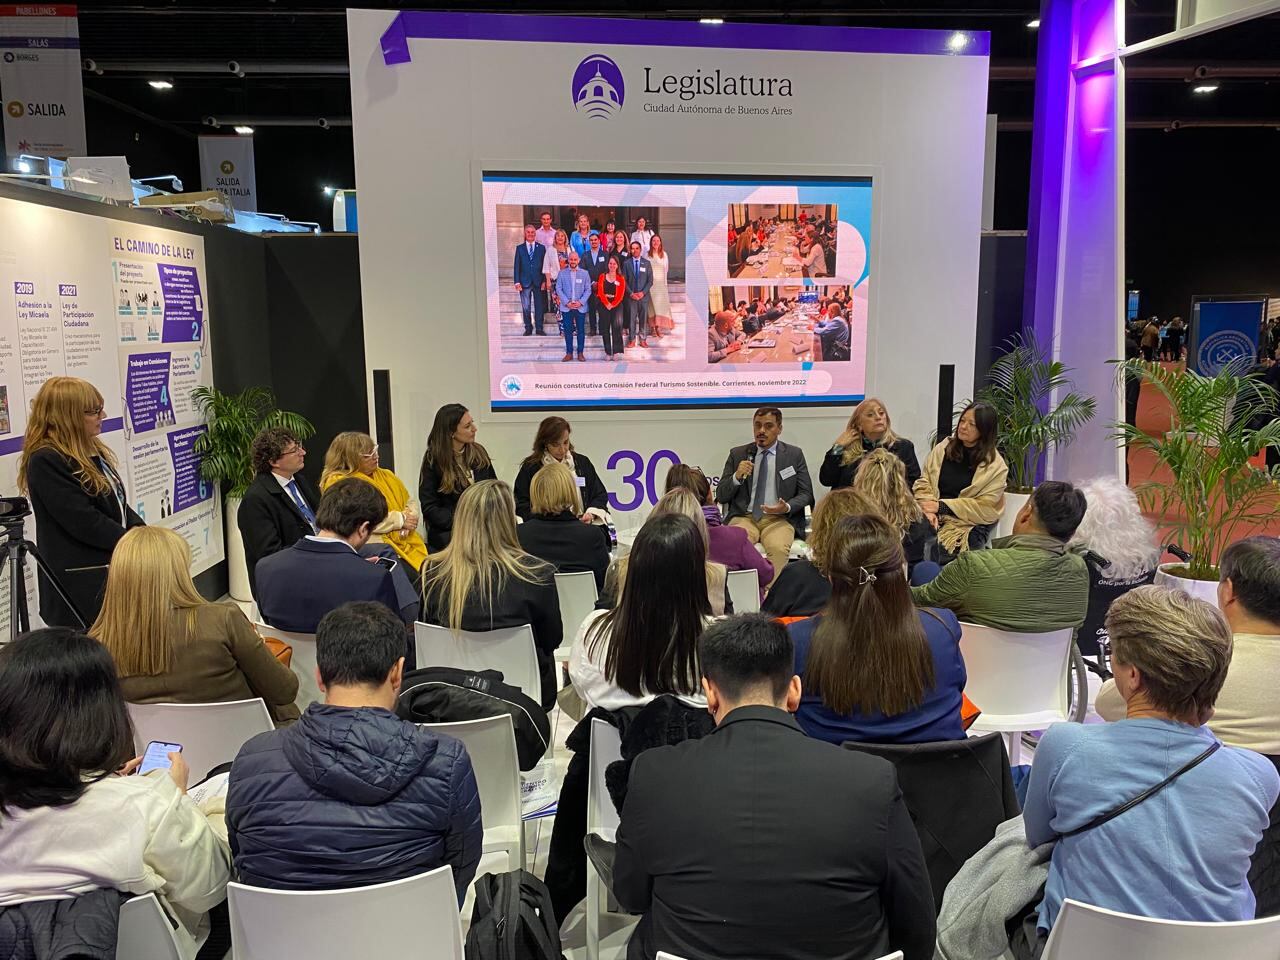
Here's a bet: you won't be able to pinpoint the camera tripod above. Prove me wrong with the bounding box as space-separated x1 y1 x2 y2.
0 516 85 643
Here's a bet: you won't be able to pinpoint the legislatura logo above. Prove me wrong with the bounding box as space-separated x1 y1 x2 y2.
572 55 625 120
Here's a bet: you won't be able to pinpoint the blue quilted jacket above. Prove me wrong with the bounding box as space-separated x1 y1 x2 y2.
226 703 482 903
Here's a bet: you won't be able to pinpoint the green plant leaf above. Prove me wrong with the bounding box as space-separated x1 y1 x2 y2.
192 386 315 500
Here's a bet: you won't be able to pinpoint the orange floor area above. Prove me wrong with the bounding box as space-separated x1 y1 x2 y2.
1126 362 1280 548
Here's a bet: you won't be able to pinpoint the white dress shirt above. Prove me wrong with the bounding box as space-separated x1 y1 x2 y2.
569 609 708 712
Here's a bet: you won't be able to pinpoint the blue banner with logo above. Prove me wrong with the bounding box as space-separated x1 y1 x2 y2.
1192 299 1265 375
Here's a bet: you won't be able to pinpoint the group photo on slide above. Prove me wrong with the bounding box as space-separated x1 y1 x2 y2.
708 284 855 364
498 203 687 365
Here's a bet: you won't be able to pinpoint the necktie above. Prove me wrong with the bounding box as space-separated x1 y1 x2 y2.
751 450 771 521
287 479 317 531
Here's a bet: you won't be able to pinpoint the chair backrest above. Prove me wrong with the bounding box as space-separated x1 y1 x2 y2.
254 620 320 709
116 894 184 960
1042 898 1280 960
419 714 520 840
228 866 463 960
588 718 623 838
725 567 761 614
554 571 600 650
845 732 1019 909
958 621 1075 729
414 621 540 698
128 698 274 781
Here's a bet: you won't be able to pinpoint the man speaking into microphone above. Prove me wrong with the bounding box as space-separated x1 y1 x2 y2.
714 407 813 587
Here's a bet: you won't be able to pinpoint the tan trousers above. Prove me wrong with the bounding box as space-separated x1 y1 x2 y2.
728 515 794 588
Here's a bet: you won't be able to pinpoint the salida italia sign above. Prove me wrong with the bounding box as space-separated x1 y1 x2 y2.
198 136 258 210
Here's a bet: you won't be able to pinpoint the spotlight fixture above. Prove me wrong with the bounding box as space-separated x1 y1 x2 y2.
699 18 724 24
234 125 255 135
947 32 970 51
1192 83 1219 94
1027 19 1041 29
148 80 173 90
322 185 335 196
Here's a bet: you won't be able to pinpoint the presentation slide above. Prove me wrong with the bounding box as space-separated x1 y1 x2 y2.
483 173 872 410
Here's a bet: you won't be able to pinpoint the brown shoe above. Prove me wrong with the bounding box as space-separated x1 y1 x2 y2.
577 353 586 362
562 353 573 362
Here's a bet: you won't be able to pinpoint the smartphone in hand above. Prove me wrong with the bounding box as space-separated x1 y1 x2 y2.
138 741 183 775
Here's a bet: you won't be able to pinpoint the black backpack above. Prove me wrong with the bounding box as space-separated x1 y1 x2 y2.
395 666 551 771
465 870 563 960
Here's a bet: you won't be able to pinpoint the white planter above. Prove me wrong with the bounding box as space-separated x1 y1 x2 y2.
1153 563 1219 604
994 491 1031 539
225 496 252 602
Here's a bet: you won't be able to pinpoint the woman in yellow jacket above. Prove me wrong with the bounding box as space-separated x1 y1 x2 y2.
319 431 429 574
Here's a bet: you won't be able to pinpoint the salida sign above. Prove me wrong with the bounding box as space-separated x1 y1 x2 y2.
198 136 258 211
0 4 87 157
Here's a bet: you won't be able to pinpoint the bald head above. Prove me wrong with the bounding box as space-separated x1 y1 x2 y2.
714 310 738 332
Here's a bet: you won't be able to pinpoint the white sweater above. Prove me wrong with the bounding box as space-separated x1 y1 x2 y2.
0 770 231 934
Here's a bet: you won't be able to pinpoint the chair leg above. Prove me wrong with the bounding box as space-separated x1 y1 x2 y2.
585 863 602 960
1007 732 1022 766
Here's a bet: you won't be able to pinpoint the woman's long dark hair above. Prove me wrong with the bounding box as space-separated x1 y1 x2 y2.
806 515 935 716
420 403 491 495
945 401 999 468
0 628 135 816
522 416 573 468
586 513 709 698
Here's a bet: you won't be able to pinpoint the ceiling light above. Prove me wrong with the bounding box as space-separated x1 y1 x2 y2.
1192 83 1219 94
947 32 970 51
699 18 723 24
234 125 254 135
148 80 173 90
322 185 334 196
1026 19 1040 29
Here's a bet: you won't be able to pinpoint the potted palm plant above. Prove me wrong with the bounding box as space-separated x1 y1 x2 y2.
1114 358 1280 601
975 331 1097 536
192 386 314 600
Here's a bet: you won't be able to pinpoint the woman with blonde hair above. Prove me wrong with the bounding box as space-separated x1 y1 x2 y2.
647 233 673 336
787 514 965 744
819 396 921 490
851 447 933 572
420 480 561 708
516 462 611 590
762 487 881 618
320 431 428 574
417 403 496 551
18 376 144 627
92 526 299 724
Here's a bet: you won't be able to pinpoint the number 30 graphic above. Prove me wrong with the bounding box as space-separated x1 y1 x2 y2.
606 449 681 512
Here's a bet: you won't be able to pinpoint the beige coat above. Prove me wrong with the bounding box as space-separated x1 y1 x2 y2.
912 440 1008 554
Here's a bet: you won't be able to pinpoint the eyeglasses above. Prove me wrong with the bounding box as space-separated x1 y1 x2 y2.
360 450 378 459
281 444 304 456
84 405 105 416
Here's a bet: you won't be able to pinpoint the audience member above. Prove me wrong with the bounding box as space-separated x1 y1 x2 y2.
1140 317 1160 361
237 427 319 601
851 447 933 571
517 462 611 591
93 526 299 725
570 513 710 711
614 614 935 960
226 602 482 905
512 415 609 522
819 397 921 490
320 431 428 576
649 488 738 614
1067 475 1161 659
0 628 230 942
421 480 562 709
255 478 416 634
715 406 814 586
665 463 773 593
789 516 965 745
1014 587 1279 957
417 403 497 551
911 481 1089 632
762 488 879 618
912 401 1007 560
597 253 627 360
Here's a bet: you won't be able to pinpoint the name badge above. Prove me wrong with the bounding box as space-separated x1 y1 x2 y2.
575 476 587 488
779 465 797 480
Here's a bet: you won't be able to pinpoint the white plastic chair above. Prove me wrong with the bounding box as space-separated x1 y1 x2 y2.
420 714 524 871
587 718 635 960
726 568 761 613
228 866 463 960
1041 898 1280 959
254 620 320 710
958 621 1074 764
117 893 191 960
128 698 274 781
554 571 599 663
414 621 540 699
659 952 901 960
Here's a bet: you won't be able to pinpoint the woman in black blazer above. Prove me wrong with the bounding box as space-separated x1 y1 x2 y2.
516 462 611 591
819 397 921 490
417 403 497 552
18 377 144 628
512 415 609 522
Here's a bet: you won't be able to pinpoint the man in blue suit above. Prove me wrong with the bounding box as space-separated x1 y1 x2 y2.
513 223 547 336
256 479 417 639
625 240 653 348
